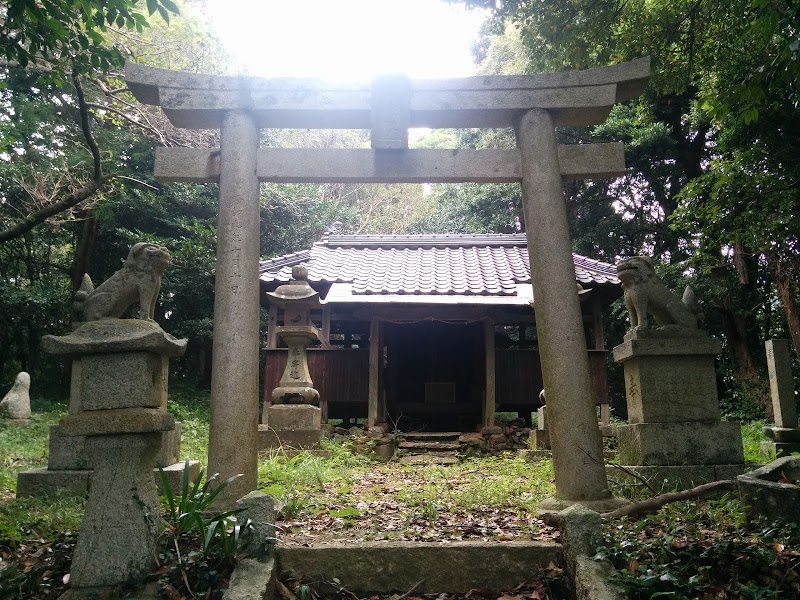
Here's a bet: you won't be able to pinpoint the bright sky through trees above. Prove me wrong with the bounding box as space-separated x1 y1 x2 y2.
204 0 486 80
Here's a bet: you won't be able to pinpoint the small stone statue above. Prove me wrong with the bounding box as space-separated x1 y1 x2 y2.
73 242 171 322
0 371 31 420
616 256 702 334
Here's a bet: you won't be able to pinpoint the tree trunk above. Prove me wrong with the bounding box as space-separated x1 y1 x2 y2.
71 214 98 294
720 308 772 420
766 249 800 356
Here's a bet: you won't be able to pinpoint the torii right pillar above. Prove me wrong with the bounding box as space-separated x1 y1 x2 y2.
515 109 623 510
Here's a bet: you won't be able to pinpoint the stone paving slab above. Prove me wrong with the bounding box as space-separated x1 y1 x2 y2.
278 540 563 593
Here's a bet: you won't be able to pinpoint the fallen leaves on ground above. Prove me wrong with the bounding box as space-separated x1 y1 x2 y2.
273 462 559 546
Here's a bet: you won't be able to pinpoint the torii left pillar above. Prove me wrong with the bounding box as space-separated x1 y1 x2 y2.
208 111 261 502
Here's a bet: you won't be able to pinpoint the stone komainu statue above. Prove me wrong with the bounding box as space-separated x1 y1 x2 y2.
73 242 171 322
616 256 702 333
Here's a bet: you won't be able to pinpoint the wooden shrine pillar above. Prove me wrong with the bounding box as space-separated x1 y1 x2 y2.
367 317 383 427
483 318 496 426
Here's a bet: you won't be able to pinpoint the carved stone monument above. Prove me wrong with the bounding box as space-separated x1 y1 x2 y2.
260 266 325 452
762 339 799 456
0 371 31 423
613 257 745 487
29 244 188 592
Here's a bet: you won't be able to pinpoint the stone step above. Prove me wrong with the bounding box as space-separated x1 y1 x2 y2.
401 431 461 442
278 540 563 594
398 441 460 451
398 453 460 465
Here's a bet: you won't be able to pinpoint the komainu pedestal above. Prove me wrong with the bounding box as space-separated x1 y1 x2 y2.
613 333 744 486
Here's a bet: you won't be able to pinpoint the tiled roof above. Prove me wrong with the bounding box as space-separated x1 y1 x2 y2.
259 234 619 296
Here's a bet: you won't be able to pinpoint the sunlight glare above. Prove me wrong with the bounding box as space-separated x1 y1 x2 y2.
205 0 486 80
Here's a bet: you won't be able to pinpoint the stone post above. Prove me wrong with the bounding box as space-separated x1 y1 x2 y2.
766 339 797 428
209 110 261 502
514 109 612 505
763 339 800 454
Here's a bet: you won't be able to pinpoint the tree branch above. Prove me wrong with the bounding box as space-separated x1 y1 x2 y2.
601 479 738 520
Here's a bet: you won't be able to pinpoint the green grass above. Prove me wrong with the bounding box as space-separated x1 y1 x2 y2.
0 492 84 547
166 382 211 465
0 398 66 492
740 420 774 464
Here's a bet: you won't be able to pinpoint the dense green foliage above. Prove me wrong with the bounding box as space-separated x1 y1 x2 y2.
451 0 800 417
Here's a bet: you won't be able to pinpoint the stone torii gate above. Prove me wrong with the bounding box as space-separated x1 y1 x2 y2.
125 58 650 505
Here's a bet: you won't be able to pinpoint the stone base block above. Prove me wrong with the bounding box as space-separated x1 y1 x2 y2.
529 429 551 450
607 464 754 491
613 336 722 423
58 408 175 436
74 351 167 411
518 449 552 463
16 468 92 498
763 426 800 443
48 423 181 470
267 404 321 430
738 456 800 523
762 441 800 458
278 541 563 594
616 421 744 466
15 461 200 498
258 425 323 450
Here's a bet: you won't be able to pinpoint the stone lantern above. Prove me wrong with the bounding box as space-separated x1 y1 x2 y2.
267 265 321 405
260 266 325 451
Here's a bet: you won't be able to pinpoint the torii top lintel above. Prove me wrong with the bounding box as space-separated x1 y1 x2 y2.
124 57 650 133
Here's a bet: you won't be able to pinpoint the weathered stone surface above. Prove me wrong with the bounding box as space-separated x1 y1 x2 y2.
613 335 722 360
0 371 31 420
738 456 800 523
560 504 602 571
207 109 261 505
516 108 610 503
48 425 90 470
76 351 167 411
223 557 276 600
613 338 721 423
42 318 187 357
277 541 563 593
763 426 800 443
371 74 411 150
617 421 744 466
537 406 548 430
72 242 171 322
236 491 276 559
530 429 551 450
16 468 92 497
574 557 626 600
157 145 628 184
125 58 650 130
157 460 201 495
16 460 199 498
267 405 321 430
766 339 797 428
48 423 180 470
69 433 162 588
58 408 175 437
616 256 701 334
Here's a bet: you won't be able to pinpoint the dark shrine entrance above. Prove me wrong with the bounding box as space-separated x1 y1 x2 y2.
384 321 484 432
